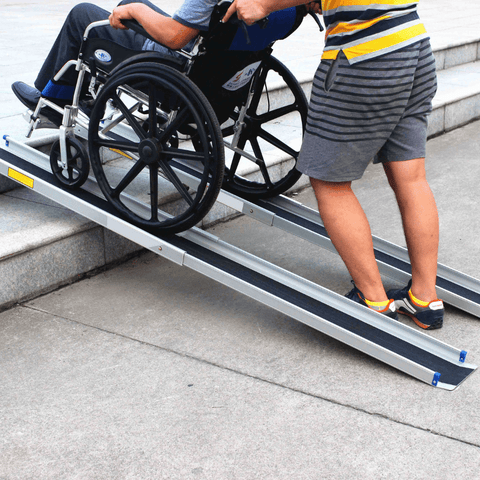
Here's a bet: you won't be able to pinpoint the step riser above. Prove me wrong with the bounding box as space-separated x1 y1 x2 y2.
434 41 480 71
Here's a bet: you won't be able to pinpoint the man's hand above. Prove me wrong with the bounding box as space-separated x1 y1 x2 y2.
223 0 319 25
223 0 272 26
306 2 321 14
108 2 199 50
109 5 132 30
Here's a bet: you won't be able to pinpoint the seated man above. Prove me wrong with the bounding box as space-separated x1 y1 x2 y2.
12 0 217 116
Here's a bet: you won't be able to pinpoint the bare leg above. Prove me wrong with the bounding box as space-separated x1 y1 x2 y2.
383 158 439 302
310 178 388 302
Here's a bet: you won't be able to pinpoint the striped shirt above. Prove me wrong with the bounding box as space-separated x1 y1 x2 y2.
321 0 429 63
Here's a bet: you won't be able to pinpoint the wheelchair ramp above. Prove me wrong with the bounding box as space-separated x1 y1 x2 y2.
0 140 477 390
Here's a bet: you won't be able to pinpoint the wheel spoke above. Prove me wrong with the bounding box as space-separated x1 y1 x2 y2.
149 165 159 221
69 148 81 162
157 106 190 144
250 137 273 189
227 136 247 181
148 82 158 139
257 128 298 158
158 159 195 206
162 148 206 162
112 92 147 141
93 138 140 153
111 160 146 198
249 62 270 112
255 103 297 123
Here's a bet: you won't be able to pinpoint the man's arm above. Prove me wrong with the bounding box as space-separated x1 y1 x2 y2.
223 0 311 25
109 3 199 50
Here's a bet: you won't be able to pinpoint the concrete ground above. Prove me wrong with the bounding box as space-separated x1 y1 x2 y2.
1 120 480 478
1 1 480 478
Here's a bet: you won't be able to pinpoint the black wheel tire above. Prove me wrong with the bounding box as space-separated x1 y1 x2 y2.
221 56 306 200
88 62 224 236
49 137 90 189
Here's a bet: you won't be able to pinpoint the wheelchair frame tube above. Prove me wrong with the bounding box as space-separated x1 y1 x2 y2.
83 19 111 40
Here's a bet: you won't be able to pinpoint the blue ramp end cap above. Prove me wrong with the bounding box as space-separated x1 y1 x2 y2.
432 372 441 387
460 350 467 363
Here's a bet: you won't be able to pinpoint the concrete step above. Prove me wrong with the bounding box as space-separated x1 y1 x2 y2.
1 37 480 310
280 39 480 138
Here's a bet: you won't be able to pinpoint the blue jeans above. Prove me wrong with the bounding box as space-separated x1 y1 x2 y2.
34 1 163 97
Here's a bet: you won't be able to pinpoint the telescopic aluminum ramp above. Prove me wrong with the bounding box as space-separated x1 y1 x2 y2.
0 139 477 390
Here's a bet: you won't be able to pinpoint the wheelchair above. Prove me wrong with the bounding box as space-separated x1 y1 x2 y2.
24 1 317 235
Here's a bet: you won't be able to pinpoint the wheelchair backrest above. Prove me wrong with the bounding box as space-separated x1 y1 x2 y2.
187 1 305 123
205 1 304 52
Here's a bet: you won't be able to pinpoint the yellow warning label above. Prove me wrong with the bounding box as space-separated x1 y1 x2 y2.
8 168 34 189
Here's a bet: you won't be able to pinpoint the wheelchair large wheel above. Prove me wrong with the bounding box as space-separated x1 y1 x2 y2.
88 62 224 236
221 55 307 200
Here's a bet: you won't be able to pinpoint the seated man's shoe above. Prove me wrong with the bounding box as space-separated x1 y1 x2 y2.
12 81 64 126
386 280 444 330
345 281 398 320
12 81 41 110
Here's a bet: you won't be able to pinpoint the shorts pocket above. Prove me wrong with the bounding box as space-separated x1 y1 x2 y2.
324 56 341 92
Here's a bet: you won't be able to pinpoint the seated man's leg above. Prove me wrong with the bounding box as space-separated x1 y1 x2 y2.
12 0 178 114
36 2 145 99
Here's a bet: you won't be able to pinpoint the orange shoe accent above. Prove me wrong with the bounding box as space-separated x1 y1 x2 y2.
397 310 430 329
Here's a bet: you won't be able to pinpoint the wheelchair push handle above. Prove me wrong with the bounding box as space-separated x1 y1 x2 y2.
227 14 269 45
308 10 324 32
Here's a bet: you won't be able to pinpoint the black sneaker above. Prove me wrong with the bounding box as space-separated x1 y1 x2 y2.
345 282 398 320
386 280 444 330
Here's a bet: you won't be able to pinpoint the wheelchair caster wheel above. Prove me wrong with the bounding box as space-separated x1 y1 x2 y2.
50 137 90 189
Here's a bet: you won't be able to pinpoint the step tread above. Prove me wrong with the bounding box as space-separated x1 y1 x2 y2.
0 187 93 259
434 61 480 106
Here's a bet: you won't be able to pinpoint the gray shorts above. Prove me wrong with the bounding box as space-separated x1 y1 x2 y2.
296 39 437 182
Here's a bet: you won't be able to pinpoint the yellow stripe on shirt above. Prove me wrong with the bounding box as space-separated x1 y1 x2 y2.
341 23 427 60
326 14 391 37
320 1 426 63
324 0 417 8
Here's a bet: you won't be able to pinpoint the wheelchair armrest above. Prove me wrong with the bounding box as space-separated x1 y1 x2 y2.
83 18 164 47
121 19 159 45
